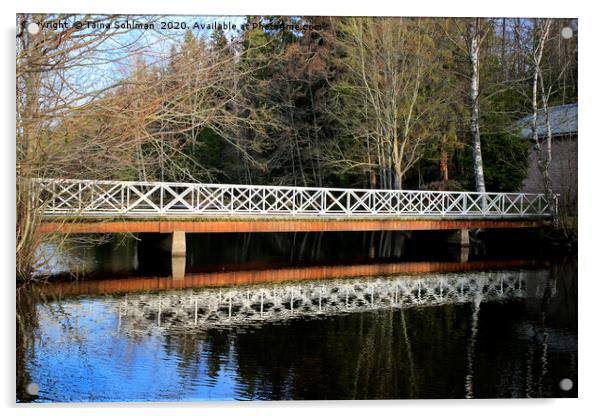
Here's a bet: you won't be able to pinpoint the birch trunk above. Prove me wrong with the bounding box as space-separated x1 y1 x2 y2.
530 19 558 228
468 19 486 193
539 95 558 227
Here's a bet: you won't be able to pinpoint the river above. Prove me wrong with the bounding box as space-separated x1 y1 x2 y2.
16 230 577 402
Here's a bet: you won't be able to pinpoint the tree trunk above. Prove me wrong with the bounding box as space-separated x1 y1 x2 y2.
538 82 558 227
440 152 449 183
530 19 558 228
393 164 403 190
468 19 486 193
440 133 449 183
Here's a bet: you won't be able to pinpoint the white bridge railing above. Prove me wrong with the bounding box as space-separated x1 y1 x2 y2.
32 178 554 218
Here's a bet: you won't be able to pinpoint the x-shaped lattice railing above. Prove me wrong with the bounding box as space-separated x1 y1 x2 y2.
31 178 555 218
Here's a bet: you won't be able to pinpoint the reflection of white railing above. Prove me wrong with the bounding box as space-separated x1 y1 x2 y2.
33 178 553 218
110 271 542 332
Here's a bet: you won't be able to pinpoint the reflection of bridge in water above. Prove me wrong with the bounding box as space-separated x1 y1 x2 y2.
112 268 549 333
45 259 546 297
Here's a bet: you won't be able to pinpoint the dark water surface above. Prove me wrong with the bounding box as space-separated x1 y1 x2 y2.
17 231 577 402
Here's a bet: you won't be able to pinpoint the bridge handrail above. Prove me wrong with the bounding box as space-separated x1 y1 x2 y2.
30 178 556 218
31 177 547 197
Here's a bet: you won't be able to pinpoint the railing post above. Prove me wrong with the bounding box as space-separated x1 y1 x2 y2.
346 191 351 216
194 184 199 213
292 188 296 215
120 183 125 213
520 194 524 215
90 183 94 214
159 184 164 215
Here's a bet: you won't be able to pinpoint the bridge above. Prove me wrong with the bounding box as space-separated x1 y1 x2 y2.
33 178 554 260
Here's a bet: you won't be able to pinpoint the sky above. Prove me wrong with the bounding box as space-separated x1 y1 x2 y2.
19 14 248 99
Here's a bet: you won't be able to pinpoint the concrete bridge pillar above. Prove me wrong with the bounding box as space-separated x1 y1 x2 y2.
171 231 186 257
445 230 470 263
170 231 186 279
456 246 470 263
445 229 470 247
171 256 186 280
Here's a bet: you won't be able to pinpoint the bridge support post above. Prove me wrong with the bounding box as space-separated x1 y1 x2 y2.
445 229 470 247
171 231 186 257
456 246 470 263
171 256 186 280
170 231 186 279
444 230 470 263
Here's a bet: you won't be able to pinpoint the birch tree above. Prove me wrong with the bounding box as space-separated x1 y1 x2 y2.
466 18 489 193
529 19 558 227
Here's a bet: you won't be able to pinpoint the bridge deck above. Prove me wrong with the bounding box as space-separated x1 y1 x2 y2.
38 215 548 234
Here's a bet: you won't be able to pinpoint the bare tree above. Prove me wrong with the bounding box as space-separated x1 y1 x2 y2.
16 14 152 280
15 14 275 280
328 17 440 189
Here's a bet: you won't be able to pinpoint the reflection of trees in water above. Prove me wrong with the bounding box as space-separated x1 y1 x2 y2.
186 231 411 270
464 293 482 398
467 258 576 398
230 304 481 399
161 331 205 387
159 329 241 390
547 258 577 328
145 305 474 399
16 286 44 402
38 234 139 278
527 257 576 398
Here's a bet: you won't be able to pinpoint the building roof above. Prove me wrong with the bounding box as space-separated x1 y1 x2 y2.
518 103 578 139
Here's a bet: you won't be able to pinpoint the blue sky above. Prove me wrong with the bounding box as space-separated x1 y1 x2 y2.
24 15 248 100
